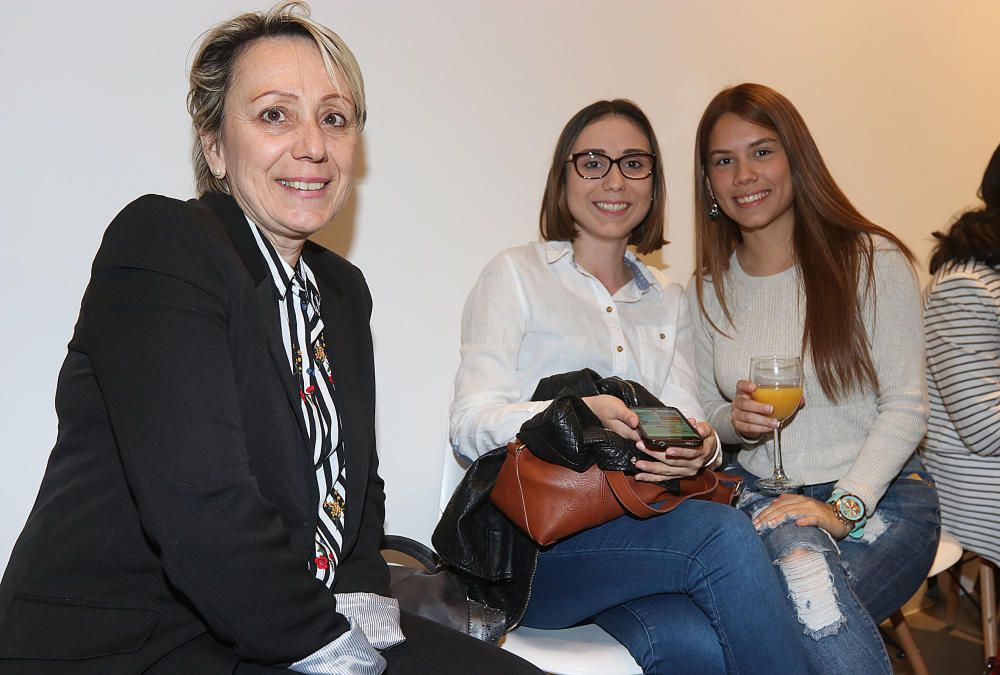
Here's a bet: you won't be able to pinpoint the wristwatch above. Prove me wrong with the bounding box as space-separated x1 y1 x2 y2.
827 490 867 539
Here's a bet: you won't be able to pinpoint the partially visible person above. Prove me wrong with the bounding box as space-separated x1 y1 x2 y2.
0 4 540 674
922 142 1000 568
448 98 810 674
688 82 940 675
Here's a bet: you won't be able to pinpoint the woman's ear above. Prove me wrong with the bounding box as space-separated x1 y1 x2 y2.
201 132 226 179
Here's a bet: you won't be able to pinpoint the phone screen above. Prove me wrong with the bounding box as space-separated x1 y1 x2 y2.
632 406 703 448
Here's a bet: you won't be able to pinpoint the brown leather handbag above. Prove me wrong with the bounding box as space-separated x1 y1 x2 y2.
490 440 742 546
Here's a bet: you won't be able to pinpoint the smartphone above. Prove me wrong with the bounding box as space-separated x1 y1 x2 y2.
632 406 703 449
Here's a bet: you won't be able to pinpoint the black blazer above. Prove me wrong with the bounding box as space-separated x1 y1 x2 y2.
0 193 389 673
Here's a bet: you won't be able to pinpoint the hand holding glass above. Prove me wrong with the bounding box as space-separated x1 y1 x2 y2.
750 356 803 494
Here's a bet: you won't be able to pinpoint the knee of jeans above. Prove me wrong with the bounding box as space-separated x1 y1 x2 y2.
710 505 762 551
776 544 845 640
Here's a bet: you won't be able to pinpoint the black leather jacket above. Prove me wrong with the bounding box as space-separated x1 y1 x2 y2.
432 370 663 631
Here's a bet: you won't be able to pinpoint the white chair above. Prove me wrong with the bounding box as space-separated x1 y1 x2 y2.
887 528 964 675
440 443 642 675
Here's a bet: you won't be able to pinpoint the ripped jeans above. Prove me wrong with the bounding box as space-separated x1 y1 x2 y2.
729 453 940 675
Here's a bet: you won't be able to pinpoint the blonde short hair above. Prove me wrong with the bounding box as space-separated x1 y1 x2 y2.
187 1 366 195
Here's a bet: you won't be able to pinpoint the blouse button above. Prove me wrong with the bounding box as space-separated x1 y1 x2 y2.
659 332 666 339
616 345 624 353
606 306 613 313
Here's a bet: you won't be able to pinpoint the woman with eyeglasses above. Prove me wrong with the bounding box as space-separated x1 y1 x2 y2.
447 99 809 674
687 83 939 674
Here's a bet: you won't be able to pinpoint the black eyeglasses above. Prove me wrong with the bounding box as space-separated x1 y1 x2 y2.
566 152 655 180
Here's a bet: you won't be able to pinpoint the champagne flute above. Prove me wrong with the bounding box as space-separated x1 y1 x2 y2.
749 355 803 494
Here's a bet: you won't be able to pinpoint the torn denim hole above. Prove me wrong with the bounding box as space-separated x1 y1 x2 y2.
776 543 845 640
842 511 889 545
736 489 769 510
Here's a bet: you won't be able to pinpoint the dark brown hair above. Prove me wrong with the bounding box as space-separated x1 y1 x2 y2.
692 83 914 401
929 142 1000 274
540 99 666 254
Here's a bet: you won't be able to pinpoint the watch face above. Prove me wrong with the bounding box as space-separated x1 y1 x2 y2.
837 495 865 522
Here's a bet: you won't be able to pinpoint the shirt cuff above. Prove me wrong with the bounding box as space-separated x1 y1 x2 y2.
290 593 405 675
290 619 386 675
335 592 405 650
704 430 723 469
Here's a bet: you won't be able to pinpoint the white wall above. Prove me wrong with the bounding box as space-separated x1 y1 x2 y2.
1 1 997 568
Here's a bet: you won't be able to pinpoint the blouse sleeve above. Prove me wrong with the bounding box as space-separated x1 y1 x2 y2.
924 268 1000 456
835 244 930 511
449 252 549 459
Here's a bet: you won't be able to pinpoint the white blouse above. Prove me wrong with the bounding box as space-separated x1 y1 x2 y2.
450 240 704 459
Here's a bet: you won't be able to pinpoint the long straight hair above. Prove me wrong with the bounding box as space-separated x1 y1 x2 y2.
692 83 914 401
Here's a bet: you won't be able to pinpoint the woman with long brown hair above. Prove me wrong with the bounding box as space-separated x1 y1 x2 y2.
687 83 939 674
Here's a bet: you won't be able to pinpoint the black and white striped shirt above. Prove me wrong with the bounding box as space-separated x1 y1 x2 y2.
922 259 1000 566
249 222 348 587
247 220 403 674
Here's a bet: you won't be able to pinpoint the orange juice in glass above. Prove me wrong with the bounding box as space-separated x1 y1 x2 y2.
752 385 803 422
750 356 804 494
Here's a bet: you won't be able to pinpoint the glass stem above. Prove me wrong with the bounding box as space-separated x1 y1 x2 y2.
772 425 787 481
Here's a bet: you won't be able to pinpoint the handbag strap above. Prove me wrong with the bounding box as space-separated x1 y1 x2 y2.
605 469 721 517
381 534 441 573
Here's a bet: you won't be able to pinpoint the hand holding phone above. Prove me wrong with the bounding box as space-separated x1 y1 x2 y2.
632 406 704 449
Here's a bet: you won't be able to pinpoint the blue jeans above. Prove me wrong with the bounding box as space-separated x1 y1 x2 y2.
729 454 940 675
520 499 810 675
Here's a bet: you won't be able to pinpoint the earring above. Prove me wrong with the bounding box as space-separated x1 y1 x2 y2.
213 167 225 178
703 175 721 221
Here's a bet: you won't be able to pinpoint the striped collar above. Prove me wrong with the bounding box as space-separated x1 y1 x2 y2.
246 217 315 304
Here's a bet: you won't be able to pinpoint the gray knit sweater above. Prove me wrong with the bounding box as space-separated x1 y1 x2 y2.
685 237 929 512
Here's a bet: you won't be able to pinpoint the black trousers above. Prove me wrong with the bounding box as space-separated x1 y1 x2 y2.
382 611 542 675
0 613 542 674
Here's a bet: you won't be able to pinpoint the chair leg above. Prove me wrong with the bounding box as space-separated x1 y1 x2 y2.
940 568 960 626
983 561 998 664
890 609 930 675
